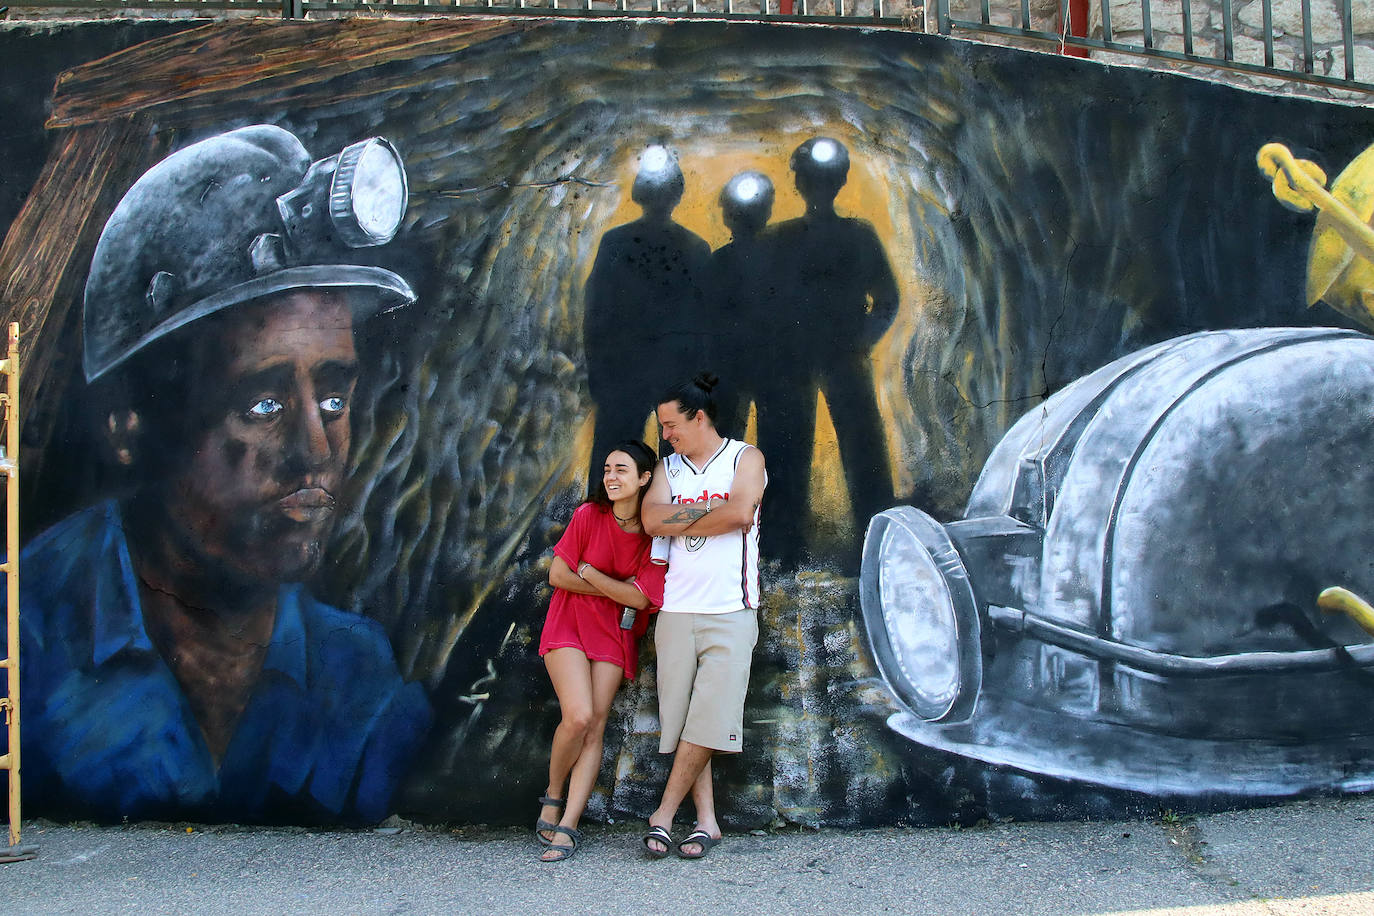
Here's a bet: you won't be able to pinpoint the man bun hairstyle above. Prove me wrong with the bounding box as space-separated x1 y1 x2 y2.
659 372 719 424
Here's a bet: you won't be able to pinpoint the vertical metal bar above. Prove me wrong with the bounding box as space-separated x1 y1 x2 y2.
1262 0 1274 67
836 0 843 15
1020 0 1029 31
1141 0 1153 50
981 0 990 25
4 324 20 853
1059 0 1069 41
939 0 950 33
1219 0 1232 61
874 0 881 19
1342 0 1355 80
1181 0 1193 55
1301 0 1314 73
1101 0 1112 42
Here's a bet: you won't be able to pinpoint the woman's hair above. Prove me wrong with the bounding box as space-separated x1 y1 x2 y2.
586 438 657 512
657 372 719 424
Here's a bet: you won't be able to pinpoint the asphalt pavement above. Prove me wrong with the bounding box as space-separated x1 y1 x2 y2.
4 795 1374 915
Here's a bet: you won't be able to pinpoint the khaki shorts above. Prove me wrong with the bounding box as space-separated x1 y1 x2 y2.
655 609 758 754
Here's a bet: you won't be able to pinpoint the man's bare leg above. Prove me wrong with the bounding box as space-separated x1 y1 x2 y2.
646 741 713 854
678 758 721 856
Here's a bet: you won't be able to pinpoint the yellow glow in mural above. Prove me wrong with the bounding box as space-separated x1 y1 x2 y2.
594 133 922 525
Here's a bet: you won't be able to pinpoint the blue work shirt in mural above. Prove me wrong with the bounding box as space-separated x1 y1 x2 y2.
18 500 432 823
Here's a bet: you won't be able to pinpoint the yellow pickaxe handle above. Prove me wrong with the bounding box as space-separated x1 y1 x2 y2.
1317 586 1374 638
1257 143 1374 267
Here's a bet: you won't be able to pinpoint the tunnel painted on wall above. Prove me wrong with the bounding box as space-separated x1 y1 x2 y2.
2 16 1373 827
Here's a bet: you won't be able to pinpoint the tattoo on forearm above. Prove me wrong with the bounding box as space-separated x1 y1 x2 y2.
663 504 710 525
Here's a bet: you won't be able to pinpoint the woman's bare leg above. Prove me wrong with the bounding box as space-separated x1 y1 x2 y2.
543 660 624 859
541 648 595 841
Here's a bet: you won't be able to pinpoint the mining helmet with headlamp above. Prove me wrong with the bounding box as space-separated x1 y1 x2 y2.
631 144 685 208
83 124 416 383
790 137 851 192
719 171 775 233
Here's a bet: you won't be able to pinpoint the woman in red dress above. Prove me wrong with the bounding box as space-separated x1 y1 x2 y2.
535 439 665 862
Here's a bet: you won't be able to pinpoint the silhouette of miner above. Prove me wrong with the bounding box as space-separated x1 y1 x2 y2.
768 138 899 562
584 146 711 480
708 171 778 442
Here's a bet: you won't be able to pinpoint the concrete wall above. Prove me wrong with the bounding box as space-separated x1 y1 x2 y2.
3 16 1374 828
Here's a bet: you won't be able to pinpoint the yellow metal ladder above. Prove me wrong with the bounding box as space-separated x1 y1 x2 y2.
0 323 34 863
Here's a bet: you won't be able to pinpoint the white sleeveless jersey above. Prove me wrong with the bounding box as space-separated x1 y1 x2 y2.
661 438 764 614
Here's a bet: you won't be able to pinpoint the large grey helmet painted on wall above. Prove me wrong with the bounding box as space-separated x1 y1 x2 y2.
83 124 416 382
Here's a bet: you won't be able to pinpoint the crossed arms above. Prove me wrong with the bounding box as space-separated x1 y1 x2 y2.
549 554 654 609
640 446 766 538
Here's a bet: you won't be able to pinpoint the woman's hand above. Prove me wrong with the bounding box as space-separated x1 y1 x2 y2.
549 556 606 596
580 562 653 610
550 556 650 608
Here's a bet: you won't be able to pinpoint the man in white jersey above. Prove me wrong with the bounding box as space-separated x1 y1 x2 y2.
640 373 767 860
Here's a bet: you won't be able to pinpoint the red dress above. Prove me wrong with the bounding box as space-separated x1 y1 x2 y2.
539 503 665 678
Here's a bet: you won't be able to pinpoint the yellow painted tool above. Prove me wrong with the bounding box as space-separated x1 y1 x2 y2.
1257 141 1374 330
1258 144 1374 645
1317 587 1374 638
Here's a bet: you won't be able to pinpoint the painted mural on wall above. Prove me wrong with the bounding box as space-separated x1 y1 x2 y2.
3 16 1374 828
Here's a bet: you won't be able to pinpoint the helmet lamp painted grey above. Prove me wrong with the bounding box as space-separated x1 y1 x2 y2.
83 125 415 382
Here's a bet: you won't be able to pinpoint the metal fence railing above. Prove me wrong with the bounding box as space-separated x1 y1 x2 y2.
935 0 1373 95
1 1 1370 99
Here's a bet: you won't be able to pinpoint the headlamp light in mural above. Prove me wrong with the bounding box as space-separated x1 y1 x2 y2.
719 171 776 232
789 136 850 189
725 173 768 205
638 144 676 180
83 125 415 382
277 137 409 253
630 144 686 204
861 327 1374 800
862 507 982 723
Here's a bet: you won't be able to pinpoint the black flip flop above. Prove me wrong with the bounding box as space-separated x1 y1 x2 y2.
642 824 673 859
676 829 721 859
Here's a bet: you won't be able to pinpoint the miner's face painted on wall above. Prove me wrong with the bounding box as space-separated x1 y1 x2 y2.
159 289 358 585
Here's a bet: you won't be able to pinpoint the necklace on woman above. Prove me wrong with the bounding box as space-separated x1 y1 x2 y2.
613 510 637 527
